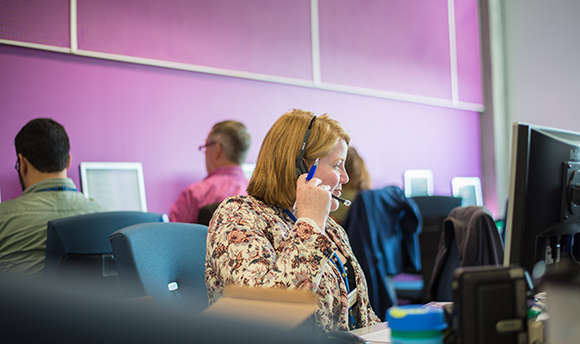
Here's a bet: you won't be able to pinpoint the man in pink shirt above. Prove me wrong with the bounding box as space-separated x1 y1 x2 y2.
169 120 251 223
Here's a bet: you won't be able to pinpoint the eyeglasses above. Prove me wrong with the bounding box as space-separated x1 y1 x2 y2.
198 141 217 151
295 115 317 176
14 157 20 171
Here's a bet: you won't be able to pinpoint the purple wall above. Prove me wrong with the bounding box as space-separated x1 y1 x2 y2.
0 1 487 214
455 0 483 104
319 1 452 98
0 0 69 47
77 0 313 79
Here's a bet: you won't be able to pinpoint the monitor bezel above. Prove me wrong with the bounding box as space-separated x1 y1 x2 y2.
79 162 148 212
451 177 483 206
504 122 580 270
403 169 434 197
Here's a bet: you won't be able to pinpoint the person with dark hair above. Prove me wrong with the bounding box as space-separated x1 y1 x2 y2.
331 146 371 226
169 120 251 224
0 118 101 274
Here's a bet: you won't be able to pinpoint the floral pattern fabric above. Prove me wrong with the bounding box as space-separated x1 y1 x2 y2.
205 195 380 331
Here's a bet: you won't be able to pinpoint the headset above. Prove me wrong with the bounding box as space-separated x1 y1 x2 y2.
294 115 351 206
295 115 317 177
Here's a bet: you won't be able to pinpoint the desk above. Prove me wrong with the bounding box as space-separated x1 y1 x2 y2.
350 322 390 343
351 311 545 344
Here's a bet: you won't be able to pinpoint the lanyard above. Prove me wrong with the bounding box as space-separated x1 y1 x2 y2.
331 250 357 328
284 208 356 328
37 186 78 192
283 209 297 223
331 252 350 293
284 208 350 292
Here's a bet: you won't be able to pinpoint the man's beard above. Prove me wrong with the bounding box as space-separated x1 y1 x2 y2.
18 170 26 191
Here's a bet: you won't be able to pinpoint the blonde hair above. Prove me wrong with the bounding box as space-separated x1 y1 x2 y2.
344 146 371 191
247 109 350 209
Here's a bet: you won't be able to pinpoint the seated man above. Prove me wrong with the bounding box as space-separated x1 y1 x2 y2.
0 118 101 274
170 120 251 224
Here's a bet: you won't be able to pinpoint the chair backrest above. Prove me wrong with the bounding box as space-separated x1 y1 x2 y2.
110 222 208 309
428 206 504 301
197 201 221 226
410 196 462 299
434 229 461 301
45 211 165 283
410 196 462 221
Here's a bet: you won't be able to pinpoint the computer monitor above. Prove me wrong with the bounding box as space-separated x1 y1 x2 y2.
451 177 483 206
504 122 580 275
242 162 256 180
403 169 434 197
80 162 148 212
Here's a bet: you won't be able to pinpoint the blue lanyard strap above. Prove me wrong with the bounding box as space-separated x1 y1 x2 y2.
331 252 357 329
37 186 78 192
283 209 298 223
284 208 356 328
285 208 351 294
331 252 350 293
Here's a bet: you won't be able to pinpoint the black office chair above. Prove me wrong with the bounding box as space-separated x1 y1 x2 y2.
428 206 504 301
197 201 221 226
410 196 462 301
45 211 165 288
110 222 209 310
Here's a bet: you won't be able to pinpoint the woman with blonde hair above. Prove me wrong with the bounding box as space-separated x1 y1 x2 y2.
205 109 380 331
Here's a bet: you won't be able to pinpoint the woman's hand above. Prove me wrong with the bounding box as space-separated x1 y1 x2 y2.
295 174 332 231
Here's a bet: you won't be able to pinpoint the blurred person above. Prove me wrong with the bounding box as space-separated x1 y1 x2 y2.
0 118 101 274
205 109 380 331
170 120 251 224
331 146 371 226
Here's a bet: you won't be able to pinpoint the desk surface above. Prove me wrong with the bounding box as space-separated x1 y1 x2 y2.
350 322 390 343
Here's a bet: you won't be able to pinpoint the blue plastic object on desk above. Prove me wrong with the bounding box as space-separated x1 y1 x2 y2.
387 305 447 344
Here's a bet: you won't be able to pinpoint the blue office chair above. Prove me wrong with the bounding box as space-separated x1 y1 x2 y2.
110 222 209 310
45 211 165 287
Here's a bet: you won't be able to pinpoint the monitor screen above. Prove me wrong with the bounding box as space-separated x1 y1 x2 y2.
504 122 580 275
241 163 256 180
452 177 483 206
404 169 434 197
80 162 147 212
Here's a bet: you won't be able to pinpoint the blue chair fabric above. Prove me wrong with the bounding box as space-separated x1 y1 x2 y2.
45 211 165 281
110 222 208 309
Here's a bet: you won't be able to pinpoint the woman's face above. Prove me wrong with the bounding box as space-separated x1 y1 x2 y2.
314 138 349 212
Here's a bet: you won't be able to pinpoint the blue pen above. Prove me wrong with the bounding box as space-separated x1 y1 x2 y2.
306 158 319 181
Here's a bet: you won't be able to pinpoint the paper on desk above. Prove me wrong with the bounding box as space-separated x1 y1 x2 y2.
358 327 391 343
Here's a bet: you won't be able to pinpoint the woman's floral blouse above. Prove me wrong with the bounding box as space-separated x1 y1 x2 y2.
205 195 380 331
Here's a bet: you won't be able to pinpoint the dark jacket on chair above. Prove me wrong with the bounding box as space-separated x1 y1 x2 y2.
344 186 422 319
427 206 504 301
